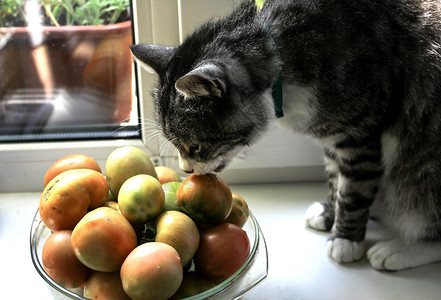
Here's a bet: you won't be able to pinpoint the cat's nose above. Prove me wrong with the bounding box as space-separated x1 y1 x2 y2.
178 153 194 174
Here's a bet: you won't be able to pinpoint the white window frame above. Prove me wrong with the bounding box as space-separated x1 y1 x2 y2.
0 0 324 193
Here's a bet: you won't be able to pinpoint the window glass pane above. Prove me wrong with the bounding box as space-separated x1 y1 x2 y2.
0 0 139 142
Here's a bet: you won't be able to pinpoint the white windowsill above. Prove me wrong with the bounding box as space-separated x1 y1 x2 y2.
2 182 441 300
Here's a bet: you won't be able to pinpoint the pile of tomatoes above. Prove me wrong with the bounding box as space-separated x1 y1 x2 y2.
38 146 251 300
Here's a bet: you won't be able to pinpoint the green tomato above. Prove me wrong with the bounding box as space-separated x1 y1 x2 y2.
162 181 182 212
118 174 165 224
155 211 200 266
105 146 158 197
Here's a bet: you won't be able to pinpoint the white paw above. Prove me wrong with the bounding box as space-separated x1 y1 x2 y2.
367 240 405 270
305 202 327 231
366 239 435 271
327 238 365 263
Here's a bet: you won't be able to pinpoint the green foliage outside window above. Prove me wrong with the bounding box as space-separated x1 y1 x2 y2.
0 0 130 27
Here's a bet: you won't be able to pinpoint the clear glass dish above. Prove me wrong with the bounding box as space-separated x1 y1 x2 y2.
30 208 268 300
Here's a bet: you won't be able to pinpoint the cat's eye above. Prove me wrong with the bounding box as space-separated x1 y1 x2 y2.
190 144 202 154
181 143 202 155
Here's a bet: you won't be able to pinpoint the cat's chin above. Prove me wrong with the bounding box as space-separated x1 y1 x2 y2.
186 162 226 175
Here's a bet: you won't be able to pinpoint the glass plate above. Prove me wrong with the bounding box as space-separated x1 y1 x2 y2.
30 209 268 300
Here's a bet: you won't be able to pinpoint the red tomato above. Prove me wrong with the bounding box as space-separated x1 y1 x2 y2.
120 242 183 300
177 174 233 224
194 223 250 282
71 207 137 272
39 169 109 231
43 154 102 186
42 230 90 289
84 271 131 300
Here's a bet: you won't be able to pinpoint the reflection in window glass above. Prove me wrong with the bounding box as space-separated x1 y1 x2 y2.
0 0 139 142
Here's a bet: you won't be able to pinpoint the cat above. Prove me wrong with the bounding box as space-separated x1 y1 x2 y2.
130 0 441 271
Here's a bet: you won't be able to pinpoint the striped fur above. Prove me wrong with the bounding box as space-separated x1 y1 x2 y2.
132 0 441 270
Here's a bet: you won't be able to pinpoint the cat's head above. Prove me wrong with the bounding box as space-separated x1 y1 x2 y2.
131 40 276 174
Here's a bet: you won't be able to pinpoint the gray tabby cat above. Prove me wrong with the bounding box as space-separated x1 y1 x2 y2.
130 0 441 270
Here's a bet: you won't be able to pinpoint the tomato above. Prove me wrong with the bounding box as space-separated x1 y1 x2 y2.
224 193 249 228
105 146 158 197
39 169 109 231
71 207 137 272
42 230 90 289
103 201 121 213
162 181 182 212
155 211 200 266
118 174 165 224
194 223 250 282
177 174 233 224
84 271 131 300
43 154 101 186
120 242 183 300
155 166 181 184
169 272 216 299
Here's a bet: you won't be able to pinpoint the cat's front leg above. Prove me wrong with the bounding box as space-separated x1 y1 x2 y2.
305 148 337 231
326 145 383 263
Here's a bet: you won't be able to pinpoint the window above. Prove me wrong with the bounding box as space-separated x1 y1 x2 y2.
0 0 138 142
0 0 324 193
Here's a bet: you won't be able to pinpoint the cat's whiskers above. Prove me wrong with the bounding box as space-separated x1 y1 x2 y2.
158 137 175 157
136 117 163 143
158 137 180 169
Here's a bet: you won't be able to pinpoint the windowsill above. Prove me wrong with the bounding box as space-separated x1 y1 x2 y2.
2 181 440 299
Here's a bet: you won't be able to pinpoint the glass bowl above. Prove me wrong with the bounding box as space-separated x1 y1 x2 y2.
30 208 268 300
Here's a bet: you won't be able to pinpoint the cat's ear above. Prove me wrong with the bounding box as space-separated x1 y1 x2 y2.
175 65 226 99
130 44 176 76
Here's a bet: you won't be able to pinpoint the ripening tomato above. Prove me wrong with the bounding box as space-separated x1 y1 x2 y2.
42 230 90 289
194 223 250 282
169 272 216 300
120 242 183 300
224 193 249 228
177 174 233 224
71 207 137 272
39 169 109 231
155 211 200 266
155 166 181 184
43 154 102 186
103 201 121 213
118 174 165 224
105 146 158 197
84 271 131 300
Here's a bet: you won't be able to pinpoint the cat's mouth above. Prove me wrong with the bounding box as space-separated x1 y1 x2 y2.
178 154 227 175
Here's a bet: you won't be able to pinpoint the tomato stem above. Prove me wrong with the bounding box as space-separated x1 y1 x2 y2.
139 224 156 244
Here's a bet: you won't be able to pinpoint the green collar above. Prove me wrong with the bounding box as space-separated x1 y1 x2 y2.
255 0 266 10
256 0 284 118
272 72 284 118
